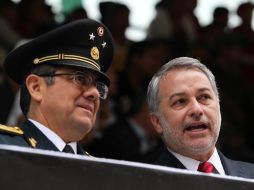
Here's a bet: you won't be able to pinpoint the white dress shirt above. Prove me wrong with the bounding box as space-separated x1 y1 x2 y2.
29 119 77 154
169 148 226 175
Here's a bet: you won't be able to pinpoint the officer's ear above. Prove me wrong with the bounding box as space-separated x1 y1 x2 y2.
150 113 163 135
25 74 44 102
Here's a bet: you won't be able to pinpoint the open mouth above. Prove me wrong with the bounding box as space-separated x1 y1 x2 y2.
185 124 208 132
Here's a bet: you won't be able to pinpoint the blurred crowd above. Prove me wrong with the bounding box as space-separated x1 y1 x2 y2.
1 0 254 164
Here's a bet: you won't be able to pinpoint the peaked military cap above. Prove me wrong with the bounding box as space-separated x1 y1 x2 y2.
3 18 114 86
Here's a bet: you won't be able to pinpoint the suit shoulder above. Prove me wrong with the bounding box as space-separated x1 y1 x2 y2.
220 152 254 178
232 159 254 168
0 124 24 136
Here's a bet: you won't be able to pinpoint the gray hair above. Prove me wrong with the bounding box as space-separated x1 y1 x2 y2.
147 57 219 115
20 65 57 117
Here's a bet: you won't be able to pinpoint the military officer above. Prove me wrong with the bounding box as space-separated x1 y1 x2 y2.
0 18 114 155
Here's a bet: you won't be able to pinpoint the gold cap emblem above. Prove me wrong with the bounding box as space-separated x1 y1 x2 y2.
90 47 99 60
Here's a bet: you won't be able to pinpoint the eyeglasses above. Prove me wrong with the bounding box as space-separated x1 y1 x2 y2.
38 71 108 99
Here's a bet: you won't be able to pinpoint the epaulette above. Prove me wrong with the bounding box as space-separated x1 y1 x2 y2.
0 124 37 148
0 124 24 135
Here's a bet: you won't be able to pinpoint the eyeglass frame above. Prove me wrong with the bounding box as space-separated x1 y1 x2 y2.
37 71 108 99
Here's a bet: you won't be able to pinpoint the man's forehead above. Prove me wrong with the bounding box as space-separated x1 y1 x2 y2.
160 68 213 92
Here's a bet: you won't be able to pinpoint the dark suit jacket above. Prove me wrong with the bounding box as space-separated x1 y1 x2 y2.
0 120 87 155
155 146 254 179
85 117 163 163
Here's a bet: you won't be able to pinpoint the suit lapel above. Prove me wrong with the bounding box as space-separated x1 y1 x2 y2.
20 120 59 151
77 143 91 156
218 151 245 177
155 146 186 169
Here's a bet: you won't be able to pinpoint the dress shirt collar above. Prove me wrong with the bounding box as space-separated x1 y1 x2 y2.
28 119 77 154
168 148 225 175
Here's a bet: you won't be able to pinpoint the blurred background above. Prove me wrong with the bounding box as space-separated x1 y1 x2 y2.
47 0 254 41
2 0 254 164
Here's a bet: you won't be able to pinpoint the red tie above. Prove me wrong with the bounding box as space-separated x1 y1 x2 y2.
198 162 214 173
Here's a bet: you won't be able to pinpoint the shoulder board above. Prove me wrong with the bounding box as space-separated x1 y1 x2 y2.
0 124 24 135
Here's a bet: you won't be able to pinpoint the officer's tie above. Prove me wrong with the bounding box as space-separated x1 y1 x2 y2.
63 144 75 154
198 162 214 173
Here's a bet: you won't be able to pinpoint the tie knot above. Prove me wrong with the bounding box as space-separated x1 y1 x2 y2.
198 162 214 173
63 144 75 154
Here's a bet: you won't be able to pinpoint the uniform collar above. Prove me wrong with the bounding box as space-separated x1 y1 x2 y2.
28 119 77 154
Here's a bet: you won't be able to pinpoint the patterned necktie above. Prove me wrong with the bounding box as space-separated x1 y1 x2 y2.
63 144 75 154
198 162 214 173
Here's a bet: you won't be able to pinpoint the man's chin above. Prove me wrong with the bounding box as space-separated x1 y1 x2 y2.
74 118 93 134
187 140 215 155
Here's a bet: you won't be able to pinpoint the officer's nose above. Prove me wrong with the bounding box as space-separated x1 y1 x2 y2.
82 85 100 101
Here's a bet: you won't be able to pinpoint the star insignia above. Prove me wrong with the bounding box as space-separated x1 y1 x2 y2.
102 41 107 48
89 33 95 40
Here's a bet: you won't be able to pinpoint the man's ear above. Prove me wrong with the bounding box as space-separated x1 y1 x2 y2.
150 113 163 135
25 74 44 102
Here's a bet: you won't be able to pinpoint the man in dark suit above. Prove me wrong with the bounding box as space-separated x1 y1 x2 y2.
84 94 163 163
0 18 114 155
147 57 254 178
